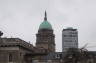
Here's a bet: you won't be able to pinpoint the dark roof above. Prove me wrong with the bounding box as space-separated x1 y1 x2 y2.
41 52 65 60
37 51 96 60
0 38 34 51
63 29 77 31
88 51 96 55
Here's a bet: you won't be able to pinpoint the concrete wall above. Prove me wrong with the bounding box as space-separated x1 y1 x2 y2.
62 28 78 52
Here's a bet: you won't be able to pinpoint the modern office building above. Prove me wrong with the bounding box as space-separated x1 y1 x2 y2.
62 27 78 52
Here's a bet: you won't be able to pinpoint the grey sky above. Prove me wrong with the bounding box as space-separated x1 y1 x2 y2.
0 0 96 51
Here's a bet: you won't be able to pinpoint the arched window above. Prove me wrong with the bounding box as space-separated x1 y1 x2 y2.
9 54 12 62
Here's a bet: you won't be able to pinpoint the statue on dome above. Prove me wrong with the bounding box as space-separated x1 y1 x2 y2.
0 31 3 37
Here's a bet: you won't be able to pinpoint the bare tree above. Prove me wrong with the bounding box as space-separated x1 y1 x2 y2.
63 47 89 63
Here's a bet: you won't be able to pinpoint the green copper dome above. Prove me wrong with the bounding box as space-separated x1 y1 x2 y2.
39 20 52 30
39 11 52 30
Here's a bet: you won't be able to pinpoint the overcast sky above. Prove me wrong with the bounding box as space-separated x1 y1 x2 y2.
0 0 96 51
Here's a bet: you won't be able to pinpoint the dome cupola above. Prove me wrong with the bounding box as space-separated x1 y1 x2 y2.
39 11 52 30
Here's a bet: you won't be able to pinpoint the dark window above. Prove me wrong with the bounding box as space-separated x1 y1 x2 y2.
89 61 92 63
55 54 62 59
9 54 12 62
63 35 67 37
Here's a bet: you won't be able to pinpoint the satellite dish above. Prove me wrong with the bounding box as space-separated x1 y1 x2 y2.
0 31 3 36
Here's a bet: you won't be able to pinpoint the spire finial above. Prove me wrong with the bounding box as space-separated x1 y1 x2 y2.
44 11 47 21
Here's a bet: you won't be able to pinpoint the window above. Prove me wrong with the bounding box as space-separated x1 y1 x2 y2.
55 54 62 59
9 54 12 62
63 35 67 37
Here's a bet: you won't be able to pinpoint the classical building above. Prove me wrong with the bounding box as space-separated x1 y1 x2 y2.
0 11 56 63
62 27 78 52
0 11 96 63
0 37 34 63
36 11 55 53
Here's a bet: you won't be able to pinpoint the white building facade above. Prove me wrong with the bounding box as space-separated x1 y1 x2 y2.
62 27 78 52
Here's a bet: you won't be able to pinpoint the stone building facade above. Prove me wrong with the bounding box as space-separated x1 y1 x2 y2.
0 38 34 63
0 11 56 63
36 11 55 53
0 12 96 63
